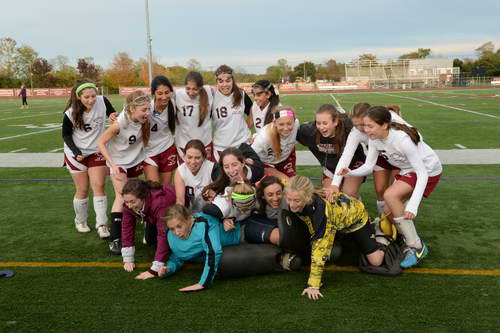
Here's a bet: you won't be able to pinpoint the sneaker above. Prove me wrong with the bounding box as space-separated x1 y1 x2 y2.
75 222 91 233
400 243 429 268
280 253 302 271
97 225 110 239
109 239 122 255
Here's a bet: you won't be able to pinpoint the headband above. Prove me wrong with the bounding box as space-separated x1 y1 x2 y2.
252 82 272 92
274 109 295 120
231 192 255 200
124 95 151 109
76 83 97 95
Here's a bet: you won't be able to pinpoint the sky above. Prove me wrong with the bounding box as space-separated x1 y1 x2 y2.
2 0 500 74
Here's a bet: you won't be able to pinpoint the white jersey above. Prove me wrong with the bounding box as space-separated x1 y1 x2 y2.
174 85 213 149
64 95 106 157
251 118 300 164
105 111 145 169
145 99 175 157
212 188 251 222
251 101 270 135
332 111 412 186
177 159 214 212
348 129 442 215
212 90 251 151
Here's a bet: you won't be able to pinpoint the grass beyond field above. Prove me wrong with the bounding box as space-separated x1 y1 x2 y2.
1 88 500 152
0 165 499 331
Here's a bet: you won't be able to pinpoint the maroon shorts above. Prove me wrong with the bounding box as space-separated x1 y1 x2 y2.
144 144 178 172
64 152 106 173
118 164 144 178
264 149 296 178
375 155 400 171
394 173 441 197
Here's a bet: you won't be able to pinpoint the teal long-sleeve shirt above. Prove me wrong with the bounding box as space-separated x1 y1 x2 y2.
164 213 240 288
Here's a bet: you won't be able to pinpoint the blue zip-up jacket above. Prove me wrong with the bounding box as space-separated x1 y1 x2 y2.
163 213 240 288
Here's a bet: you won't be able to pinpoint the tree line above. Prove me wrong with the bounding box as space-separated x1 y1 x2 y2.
1 37 500 91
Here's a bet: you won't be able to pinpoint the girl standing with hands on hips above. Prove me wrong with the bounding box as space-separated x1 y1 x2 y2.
62 80 117 238
143 75 177 185
98 90 150 254
211 65 253 160
338 106 442 268
175 71 214 162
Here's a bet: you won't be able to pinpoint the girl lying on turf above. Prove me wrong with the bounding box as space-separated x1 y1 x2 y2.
159 204 241 292
285 175 385 300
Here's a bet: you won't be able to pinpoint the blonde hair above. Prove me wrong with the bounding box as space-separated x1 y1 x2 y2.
164 204 191 227
125 90 151 147
230 181 256 212
285 175 315 205
267 106 296 160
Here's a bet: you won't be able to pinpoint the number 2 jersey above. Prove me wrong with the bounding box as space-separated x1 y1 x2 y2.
62 96 114 157
174 85 213 149
211 89 252 152
105 111 145 169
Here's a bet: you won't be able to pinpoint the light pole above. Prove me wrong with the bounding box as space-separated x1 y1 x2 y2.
144 0 153 85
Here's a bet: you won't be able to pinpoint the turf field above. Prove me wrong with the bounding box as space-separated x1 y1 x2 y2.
0 89 499 332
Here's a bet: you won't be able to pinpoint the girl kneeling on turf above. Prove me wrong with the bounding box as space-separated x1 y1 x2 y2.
62 80 117 238
98 90 150 254
120 179 176 279
159 204 241 292
251 107 300 181
285 175 385 301
338 106 442 269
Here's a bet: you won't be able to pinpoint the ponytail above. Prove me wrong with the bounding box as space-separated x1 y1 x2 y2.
391 123 420 145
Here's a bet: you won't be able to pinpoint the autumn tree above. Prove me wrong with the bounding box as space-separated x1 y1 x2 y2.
399 48 431 60
77 57 101 82
31 57 55 87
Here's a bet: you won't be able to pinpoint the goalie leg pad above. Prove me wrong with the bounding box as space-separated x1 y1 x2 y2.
277 209 311 257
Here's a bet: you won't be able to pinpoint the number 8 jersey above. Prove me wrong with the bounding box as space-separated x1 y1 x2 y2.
174 85 213 150
211 89 251 152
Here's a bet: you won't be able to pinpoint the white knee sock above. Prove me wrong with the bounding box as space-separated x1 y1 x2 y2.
93 196 108 228
73 197 89 225
376 200 385 215
394 216 422 249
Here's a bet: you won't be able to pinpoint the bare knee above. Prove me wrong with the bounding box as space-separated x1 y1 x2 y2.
366 250 385 266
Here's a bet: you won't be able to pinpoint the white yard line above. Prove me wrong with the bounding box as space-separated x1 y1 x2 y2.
48 147 64 152
8 148 27 153
0 112 60 121
329 94 347 113
375 92 500 119
0 128 60 141
454 144 467 149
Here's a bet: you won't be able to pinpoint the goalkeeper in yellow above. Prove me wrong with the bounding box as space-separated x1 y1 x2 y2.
285 175 385 300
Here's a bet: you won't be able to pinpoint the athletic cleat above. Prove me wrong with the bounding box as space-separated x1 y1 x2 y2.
109 239 122 255
97 225 110 239
400 243 429 268
280 252 302 271
75 222 91 233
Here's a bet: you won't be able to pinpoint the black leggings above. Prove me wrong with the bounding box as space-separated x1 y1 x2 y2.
350 222 380 255
22 97 28 106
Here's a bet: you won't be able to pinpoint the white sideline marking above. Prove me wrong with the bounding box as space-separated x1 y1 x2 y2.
375 92 500 119
455 144 467 149
0 112 59 121
8 148 27 153
48 147 63 152
0 128 59 141
329 94 347 113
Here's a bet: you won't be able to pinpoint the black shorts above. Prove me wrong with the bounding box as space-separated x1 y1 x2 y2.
242 215 278 244
350 221 379 255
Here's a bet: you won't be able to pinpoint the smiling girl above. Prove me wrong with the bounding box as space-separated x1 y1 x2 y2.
248 80 280 135
175 71 214 162
143 75 177 185
120 179 175 279
174 139 215 212
338 106 442 268
211 65 253 160
251 107 300 181
98 90 150 254
62 80 117 238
